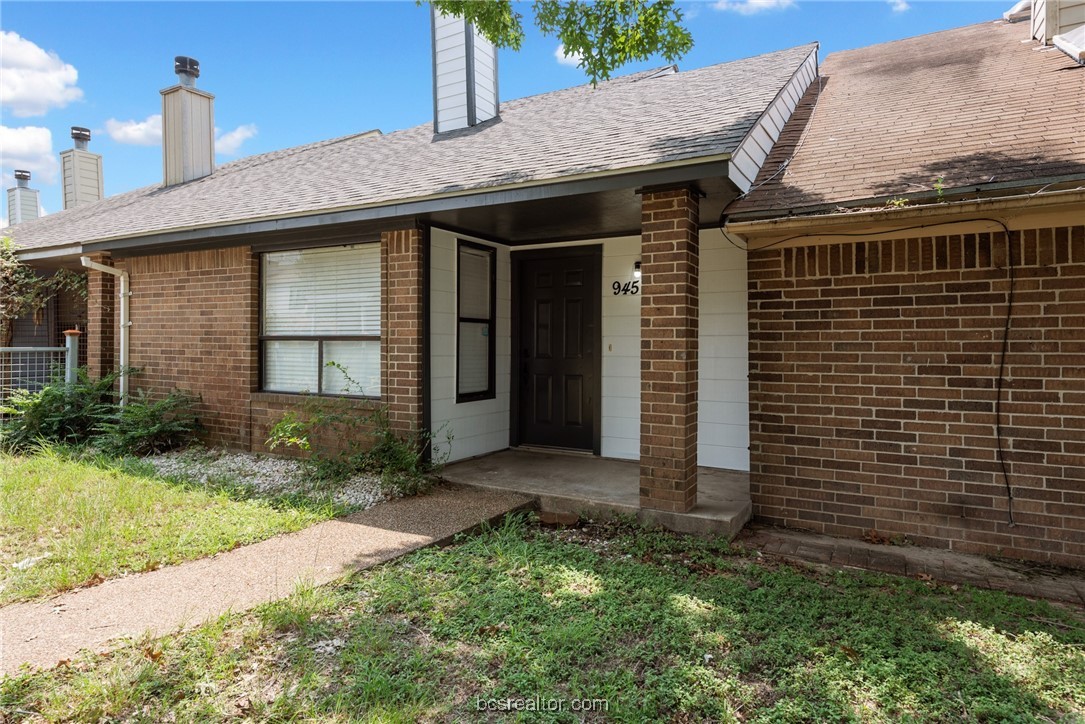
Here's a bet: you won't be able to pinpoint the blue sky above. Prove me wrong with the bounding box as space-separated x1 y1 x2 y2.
1 1 1008 226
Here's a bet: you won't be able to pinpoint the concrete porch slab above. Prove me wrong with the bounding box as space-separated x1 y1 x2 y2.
441 449 752 539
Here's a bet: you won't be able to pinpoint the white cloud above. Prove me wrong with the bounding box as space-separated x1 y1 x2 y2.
888 0 910 12
105 114 162 146
104 116 257 155
555 44 583 68
0 31 83 117
215 123 257 156
0 125 58 184
714 0 795 14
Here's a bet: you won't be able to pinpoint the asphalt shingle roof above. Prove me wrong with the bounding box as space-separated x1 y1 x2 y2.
730 20 1085 215
10 43 817 251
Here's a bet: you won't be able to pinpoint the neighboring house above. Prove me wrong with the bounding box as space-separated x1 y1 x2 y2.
8 7 1084 566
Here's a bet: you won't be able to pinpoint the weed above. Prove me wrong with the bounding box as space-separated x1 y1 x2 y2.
267 361 451 496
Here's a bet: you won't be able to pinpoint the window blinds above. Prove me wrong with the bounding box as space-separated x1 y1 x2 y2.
262 245 381 396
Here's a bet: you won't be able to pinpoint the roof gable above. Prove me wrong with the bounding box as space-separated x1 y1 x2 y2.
731 20 1085 216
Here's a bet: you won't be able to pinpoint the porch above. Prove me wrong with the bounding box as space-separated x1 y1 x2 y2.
441 449 752 539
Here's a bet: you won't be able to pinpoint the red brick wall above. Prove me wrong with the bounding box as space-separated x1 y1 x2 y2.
55 283 88 368
98 230 426 451
85 253 115 380
381 228 425 434
116 248 259 447
250 392 381 456
640 187 700 513
748 225 1085 567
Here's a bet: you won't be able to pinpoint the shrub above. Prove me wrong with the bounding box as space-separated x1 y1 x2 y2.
268 362 450 496
95 389 202 456
0 368 201 456
0 369 117 450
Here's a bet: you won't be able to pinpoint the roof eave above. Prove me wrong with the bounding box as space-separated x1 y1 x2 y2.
62 154 732 256
725 186 1085 248
727 174 1085 223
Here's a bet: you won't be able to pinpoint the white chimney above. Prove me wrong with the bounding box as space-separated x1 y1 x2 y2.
161 56 214 186
60 127 104 209
6 170 40 225
432 9 499 133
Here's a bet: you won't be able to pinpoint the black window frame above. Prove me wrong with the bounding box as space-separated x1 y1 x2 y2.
258 244 382 400
456 240 497 403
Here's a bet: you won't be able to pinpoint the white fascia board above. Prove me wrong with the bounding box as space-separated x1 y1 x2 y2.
1053 26 1085 62
727 46 819 193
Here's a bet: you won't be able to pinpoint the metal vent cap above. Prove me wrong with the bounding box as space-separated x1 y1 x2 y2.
174 56 200 78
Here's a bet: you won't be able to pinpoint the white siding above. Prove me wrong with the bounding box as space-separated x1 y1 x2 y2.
1061 0 1085 31
430 228 512 462
429 232 750 470
599 237 642 459
471 28 499 121
161 85 214 186
728 47 818 193
60 148 104 209
434 11 470 132
6 187 40 225
433 9 498 132
698 231 750 471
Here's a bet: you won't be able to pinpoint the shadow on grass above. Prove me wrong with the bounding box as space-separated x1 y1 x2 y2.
5 516 1082 722
260 516 1085 721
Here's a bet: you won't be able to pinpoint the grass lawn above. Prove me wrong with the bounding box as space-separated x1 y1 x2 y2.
0 449 337 605
3 516 1082 722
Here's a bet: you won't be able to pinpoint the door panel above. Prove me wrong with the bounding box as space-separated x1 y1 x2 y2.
517 248 600 450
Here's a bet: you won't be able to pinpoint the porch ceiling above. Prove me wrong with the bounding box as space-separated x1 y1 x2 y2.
423 173 738 244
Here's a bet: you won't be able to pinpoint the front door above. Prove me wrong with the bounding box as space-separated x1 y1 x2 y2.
515 247 601 451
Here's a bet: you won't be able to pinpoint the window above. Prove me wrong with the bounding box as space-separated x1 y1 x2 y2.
261 244 381 397
457 241 496 402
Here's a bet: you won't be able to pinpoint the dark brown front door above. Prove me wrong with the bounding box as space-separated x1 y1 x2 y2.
515 247 601 451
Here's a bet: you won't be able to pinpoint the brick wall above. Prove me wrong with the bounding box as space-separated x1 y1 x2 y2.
55 282 88 368
382 227 425 434
250 392 381 456
748 225 1085 567
85 252 115 380
116 247 259 447
640 187 700 513
99 230 426 451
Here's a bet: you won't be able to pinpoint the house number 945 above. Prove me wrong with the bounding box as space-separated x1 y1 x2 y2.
612 281 640 295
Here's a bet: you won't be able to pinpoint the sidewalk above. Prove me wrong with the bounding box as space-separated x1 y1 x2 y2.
738 524 1085 607
1 485 533 674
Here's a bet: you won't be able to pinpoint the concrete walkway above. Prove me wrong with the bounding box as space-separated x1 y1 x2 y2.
0 485 533 674
739 525 1085 608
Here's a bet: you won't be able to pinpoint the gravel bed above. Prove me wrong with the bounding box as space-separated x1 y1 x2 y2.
144 447 387 511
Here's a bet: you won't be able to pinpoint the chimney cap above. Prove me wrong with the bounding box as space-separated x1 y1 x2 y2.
14 170 31 181
71 126 91 142
174 56 200 78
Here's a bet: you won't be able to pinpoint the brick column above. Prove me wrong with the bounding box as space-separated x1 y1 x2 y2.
381 227 425 434
84 252 116 380
639 186 700 513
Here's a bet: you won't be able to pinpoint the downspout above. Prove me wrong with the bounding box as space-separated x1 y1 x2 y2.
80 256 130 405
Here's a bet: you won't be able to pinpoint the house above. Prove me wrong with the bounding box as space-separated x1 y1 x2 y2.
8 7 1085 567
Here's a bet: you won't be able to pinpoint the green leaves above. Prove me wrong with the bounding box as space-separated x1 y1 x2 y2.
429 0 526 50
429 0 694 84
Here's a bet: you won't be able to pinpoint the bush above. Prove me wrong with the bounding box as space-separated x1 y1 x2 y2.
1 368 201 456
95 389 201 456
268 362 450 496
0 369 117 450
